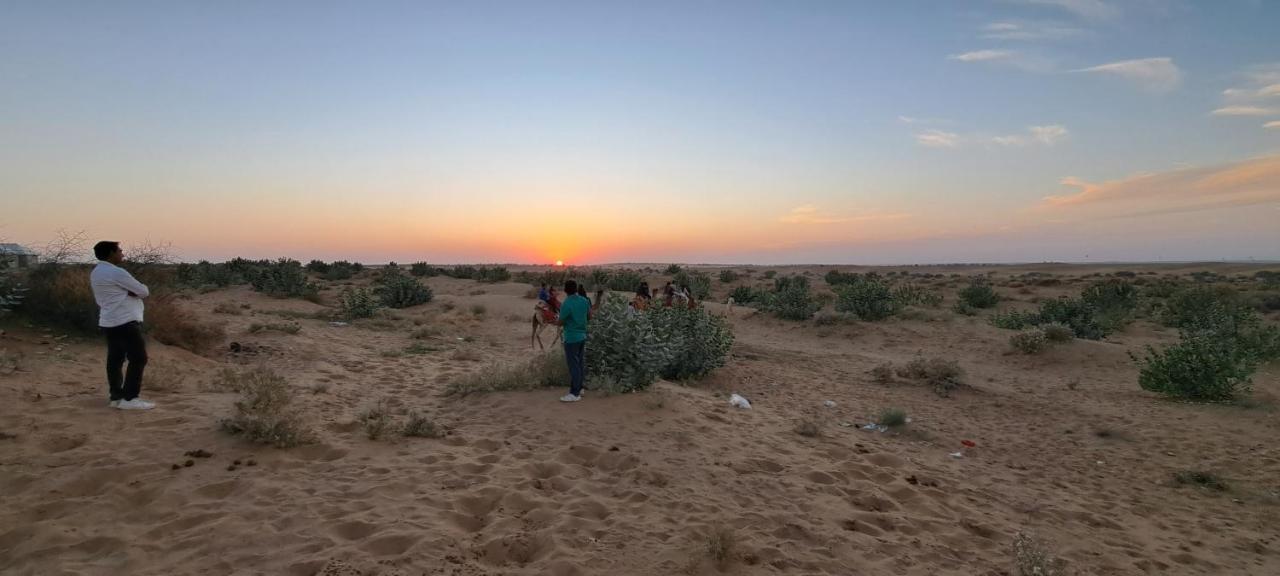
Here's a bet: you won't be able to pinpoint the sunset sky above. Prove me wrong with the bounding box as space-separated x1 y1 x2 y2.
3 1 1279 264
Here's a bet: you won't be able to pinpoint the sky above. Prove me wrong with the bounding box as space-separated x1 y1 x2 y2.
2 0 1279 265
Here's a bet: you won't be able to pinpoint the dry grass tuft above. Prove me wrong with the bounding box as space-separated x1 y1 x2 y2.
148 295 226 354
705 525 737 570
450 348 483 362
443 352 567 397
402 411 443 438
869 362 895 383
896 356 964 396
356 398 394 440
219 366 312 448
794 418 821 437
212 302 242 315
1013 532 1064 576
879 407 908 428
248 321 301 334
1173 470 1228 491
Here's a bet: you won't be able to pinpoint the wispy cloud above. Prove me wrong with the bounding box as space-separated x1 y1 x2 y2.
1040 155 1280 218
981 20 1083 41
918 125 1068 148
898 115 950 125
1214 64 1280 128
915 130 961 148
1014 0 1119 21
780 205 911 225
1211 106 1278 117
1266 121 1280 130
947 49 1015 62
1075 57 1181 91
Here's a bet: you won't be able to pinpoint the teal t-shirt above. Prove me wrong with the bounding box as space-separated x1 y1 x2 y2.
558 294 590 344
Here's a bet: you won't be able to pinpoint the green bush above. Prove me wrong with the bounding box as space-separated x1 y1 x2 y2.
1009 330 1049 354
990 310 1035 330
892 283 942 308
834 277 898 321
763 270 777 279
305 260 330 274
1160 286 1242 329
606 268 646 292
250 259 318 299
824 269 861 286
958 279 1000 309
585 296 672 393
339 287 380 319
1036 297 1106 340
664 263 683 275
673 269 712 300
377 272 433 308
324 260 357 281
878 407 907 428
176 260 242 287
729 285 765 304
409 262 438 277
718 269 739 283
1081 279 1137 332
648 304 734 380
475 266 511 283
762 276 821 321
1135 329 1259 401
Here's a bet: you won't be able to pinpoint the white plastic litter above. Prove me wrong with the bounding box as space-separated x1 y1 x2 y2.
328 321 349 327
861 423 888 433
729 394 752 409
949 452 964 459
822 400 836 408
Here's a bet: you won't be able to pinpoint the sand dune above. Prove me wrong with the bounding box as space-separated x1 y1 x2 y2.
2 265 1278 575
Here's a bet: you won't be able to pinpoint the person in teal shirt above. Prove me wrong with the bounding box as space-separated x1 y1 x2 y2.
556 279 590 402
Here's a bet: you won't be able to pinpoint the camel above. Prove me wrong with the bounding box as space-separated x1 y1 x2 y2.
531 301 562 350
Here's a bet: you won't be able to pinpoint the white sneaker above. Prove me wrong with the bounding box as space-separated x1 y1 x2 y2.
108 400 120 408
116 399 155 410
559 394 581 403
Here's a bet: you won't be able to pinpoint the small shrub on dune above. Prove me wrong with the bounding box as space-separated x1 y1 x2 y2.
813 311 848 326
339 287 380 319
147 296 225 353
834 277 898 321
1080 279 1137 332
409 262 438 277
794 418 821 437
869 362 895 383
646 301 735 381
402 411 443 438
19 263 98 332
704 525 737 570
990 310 1035 330
247 321 300 335
1009 330 1049 354
729 285 765 305
357 398 394 440
444 351 568 397
763 275 820 321
664 263 683 275
893 283 942 308
605 268 646 292
474 266 511 283
673 269 712 300
470 304 486 316
1173 470 1228 491
878 407 907 428
1040 322 1074 343
897 357 964 396
718 269 739 283
305 260 330 274
958 278 1000 309
250 259 318 299
324 261 357 281
220 366 312 448
377 272 433 308
1134 328 1261 402
763 270 776 279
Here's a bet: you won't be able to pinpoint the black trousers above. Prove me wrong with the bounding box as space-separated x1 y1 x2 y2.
103 321 147 401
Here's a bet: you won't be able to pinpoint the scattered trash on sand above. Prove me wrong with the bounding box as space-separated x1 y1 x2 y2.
862 423 888 433
822 400 836 408
328 321 349 327
961 440 976 448
729 394 752 409
949 452 964 459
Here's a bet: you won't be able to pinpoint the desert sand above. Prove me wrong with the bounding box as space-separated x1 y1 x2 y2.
2 263 1278 575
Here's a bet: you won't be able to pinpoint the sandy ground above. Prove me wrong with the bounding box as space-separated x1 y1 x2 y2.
1 263 1279 575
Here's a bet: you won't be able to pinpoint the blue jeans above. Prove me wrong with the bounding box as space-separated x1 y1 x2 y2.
563 341 585 396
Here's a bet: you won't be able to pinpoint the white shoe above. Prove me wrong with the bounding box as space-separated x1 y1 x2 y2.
108 400 120 408
559 394 581 403
116 399 155 410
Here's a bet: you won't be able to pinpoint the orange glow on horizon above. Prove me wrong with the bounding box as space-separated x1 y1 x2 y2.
555 260 564 266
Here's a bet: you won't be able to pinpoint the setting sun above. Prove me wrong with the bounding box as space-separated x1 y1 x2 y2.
555 260 564 267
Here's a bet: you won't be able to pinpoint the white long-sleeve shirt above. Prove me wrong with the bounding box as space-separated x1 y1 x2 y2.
90 261 149 328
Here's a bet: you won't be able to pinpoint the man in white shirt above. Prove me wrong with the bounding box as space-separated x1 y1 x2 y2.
90 241 155 410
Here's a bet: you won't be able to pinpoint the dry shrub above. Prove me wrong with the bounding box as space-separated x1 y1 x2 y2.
248 321 300 334
896 357 964 396
144 364 187 393
212 302 242 315
1013 532 1064 576
705 525 737 570
219 366 312 448
1009 330 1049 354
794 418 821 437
1173 470 1228 491
402 411 443 438
0 348 21 375
444 352 567 396
147 295 225 354
869 362 895 383
357 398 393 440
879 407 908 427
21 264 98 332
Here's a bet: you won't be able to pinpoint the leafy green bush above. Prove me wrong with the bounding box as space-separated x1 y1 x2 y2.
664 264 683 275
305 260 330 274
824 269 861 286
834 277 898 320
176 260 241 287
990 310 1035 330
409 262 438 277
586 297 672 393
1035 297 1106 340
1009 330 1049 354
1160 286 1242 329
729 285 765 304
339 287 379 319
605 268 646 292
648 304 734 380
762 276 821 320
324 260 358 280
958 279 1000 309
673 269 712 300
251 259 318 299
1081 279 1137 332
879 407 907 428
718 269 739 283
377 272 433 308
475 266 511 283
1135 329 1259 401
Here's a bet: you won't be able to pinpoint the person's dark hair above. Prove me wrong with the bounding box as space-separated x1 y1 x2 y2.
93 241 120 261
564 279 578 294
540 282 546 288
577 285 587 297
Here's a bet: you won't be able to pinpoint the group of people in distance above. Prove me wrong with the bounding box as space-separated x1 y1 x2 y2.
85 240 708 411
